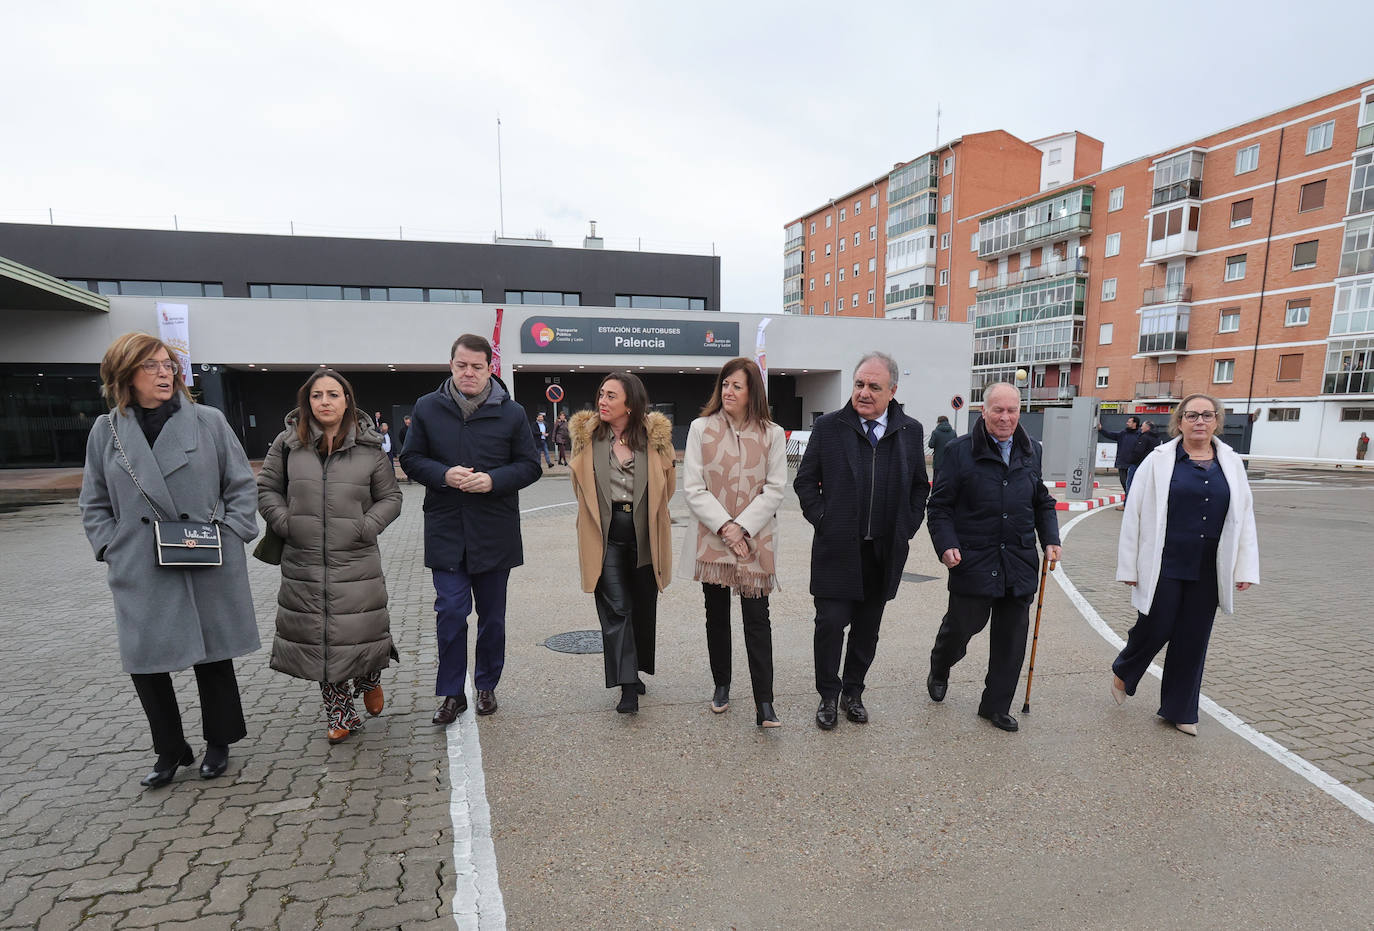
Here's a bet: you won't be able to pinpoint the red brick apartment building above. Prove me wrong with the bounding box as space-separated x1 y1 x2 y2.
784 78 1374 458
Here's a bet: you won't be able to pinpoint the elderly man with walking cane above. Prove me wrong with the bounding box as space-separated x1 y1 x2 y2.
925 382 1061 733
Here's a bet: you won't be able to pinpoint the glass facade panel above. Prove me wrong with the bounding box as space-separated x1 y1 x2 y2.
204 283 224 297
1324 336 1374 393
118 281 163 296
428 289 458 302
160 281 203 297
271 284 308 299
343 287 364 300
388 287 423 301
1332 277 1374 335
249 284 270 298
978 187 1093 258
306 285 343 300
1340 216 1374 277
1351 152 1374 215
973 278 1086 329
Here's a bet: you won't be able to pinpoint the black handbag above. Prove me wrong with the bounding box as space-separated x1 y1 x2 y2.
107 414 223 568
253 448 289 565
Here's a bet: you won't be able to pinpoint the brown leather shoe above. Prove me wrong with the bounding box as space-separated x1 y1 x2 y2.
363 685 384 717
475 689 498 716
327 726 351 744
432 694 466 726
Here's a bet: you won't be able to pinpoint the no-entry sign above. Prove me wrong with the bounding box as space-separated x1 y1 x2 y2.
545 384 565 403
951 395 964 411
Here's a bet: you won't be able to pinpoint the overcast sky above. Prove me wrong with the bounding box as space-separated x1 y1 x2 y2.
3 1 1370 315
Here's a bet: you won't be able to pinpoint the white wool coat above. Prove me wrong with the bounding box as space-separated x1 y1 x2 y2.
1116 436 1260 615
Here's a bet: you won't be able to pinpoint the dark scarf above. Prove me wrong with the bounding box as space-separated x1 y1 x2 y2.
134 393 182 447
447 378 493 420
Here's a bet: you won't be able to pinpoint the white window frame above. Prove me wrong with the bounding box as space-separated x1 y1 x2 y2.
943 156 954 175
1095 367 1109 388
854 200 861 215
940 232 950 250
1213 359 1236 384
868 225 876 242
838 237 845 253
853 263 860 277
970 231 979 252
939 268 949 286
808 278 815 291
941 194 952 213
1105 233 1121 257
1101 278 1117 301
838 268 845 282
870 192 878 208
868 257 876 272
809 249 815 262
1231 199 1253 228
839 208 847 221
1108 186 1124 211
1285 299 1311 327
825 243 832 256
1235 144 1260 175
1099 322 1114 345
969 269 979 288
852 294 859 308
824 272 831 286
825 215 832 228
1048 148 1062 165
1219 310 1240 333
1306 120 1335 155
1292 240 1318 270
867 288 875 304
854 232 861 246
809 221 816 234
1224 254 1247 281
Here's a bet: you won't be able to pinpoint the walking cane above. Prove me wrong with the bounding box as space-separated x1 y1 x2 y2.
1021 553 1056 714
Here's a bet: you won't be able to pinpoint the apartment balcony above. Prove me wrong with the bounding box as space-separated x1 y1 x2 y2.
1350 186 1374 216
1142 283 1193 305
785 238 803 254
977 256 1089 292
978 211 1092 259
1151 177 1203 208
1138 329 1188 355
888 157 939 204
1145 228 1199 262
1358 122 1374 151
885 283 935 307
1136 380 1183 399
1339 250 1374 277
1323 371 1374 394
1029 384 1079 402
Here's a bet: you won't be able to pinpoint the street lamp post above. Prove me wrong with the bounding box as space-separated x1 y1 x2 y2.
1014 367 1029 414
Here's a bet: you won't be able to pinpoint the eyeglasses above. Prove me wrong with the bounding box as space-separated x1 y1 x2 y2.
138 359 178 375
1181 410 1217 423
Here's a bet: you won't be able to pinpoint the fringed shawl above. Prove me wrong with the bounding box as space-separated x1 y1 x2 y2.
692 414 778 597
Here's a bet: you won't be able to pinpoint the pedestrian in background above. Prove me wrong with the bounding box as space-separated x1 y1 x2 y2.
380 421 395 471
554 411 571 466
927 414 956 482
80 332 260 788
795 352 929 730
400 334 541 724
681 358 785 727
534 412 555 469
570 373 675 715
1098 415 1141 510
398 415 412 482
926 382 1060 733
257 370 402 744
1126 420 1161 491
1357 431 1369 466
1112 394 1259 736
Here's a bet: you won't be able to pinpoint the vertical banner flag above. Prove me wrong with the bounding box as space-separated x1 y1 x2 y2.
156 302 194 386
755 317 771 398
491 307 504 378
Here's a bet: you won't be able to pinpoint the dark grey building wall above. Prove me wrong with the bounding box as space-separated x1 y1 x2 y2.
0 223 722 309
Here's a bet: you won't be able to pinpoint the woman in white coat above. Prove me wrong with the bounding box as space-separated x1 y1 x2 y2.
681 358 786 727
1112 393 1259 735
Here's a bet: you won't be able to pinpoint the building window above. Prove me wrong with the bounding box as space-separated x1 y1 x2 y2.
505 290 579 305
839 238 846 252
825 215 832 228
938 304 949 320
809 278 815 291
1214 359 1236 383
809 249 815 262
1099 322 1114 344
1105 233 1121 257
1108 186 1124 211
248 283 478 302
1292 240 1319 270
970 231 979 252
870 193 878 208
852 294 859 308
810 222 816 234
969 269 979 288
868 288 875 304
1231 198 1253 227
840 208 847 222
1299 179 1326 212
855 200 861 215
1236 144 1260 174
824 273 831 286
1341 216 1374 276
1224 254 1247 281
614 294 706 310
943 156 954 175
869 225 877 241
1351 151 1374 215
825 243 831 256
1096 367 1109 388
1268 407 1301 421
939 269 949 286
868 258 876 272
808 305 814 314
853 263 860 277
1341 407 1374 421
1306 120 1335 155
940 232 950 250
838 268 845 281
854 233 861 247
1332 278 1374 335
1219 309 1241 333
1277 354 1304 382
823 300 830 314
1048 148 1063 165
1101 278 1117 301
78 279 225 297
941 194 952 213
1285 298 1311 326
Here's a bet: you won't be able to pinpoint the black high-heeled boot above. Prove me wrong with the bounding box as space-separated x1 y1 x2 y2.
711 684 729 713
140 744 194 788
616 685 639 714
756 702 781 728
200 743 229 779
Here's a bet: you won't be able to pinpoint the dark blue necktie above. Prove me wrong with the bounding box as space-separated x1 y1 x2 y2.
865 419 879 447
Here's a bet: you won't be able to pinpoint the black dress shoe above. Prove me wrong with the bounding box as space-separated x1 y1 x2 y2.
815 698 838 730
140 745 194 788
927 670 948 703
755 702 780 728
840 694 869 724
635 678 647 695
432 695 467 726
199 743 229 779
616 685 639 714
475 689 498 716
711 684 729 713
978 709 1020 732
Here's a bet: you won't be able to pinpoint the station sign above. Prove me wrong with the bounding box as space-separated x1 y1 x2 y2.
521 316 739 356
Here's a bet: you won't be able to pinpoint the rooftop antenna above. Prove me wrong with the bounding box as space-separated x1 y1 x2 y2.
497 115 505 238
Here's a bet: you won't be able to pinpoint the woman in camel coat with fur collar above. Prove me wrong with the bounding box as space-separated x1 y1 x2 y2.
569 372 676 714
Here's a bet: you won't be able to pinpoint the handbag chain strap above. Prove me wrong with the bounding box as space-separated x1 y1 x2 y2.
106 413 220 523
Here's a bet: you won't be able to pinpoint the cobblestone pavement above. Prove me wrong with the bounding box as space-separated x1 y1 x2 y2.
1060 473 1374 798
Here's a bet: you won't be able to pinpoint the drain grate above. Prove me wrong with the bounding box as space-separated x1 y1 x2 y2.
543 630 604 654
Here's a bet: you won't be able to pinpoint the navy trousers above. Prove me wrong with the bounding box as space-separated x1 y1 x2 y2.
813 541 888 701
1112 567 1219 726
930 591 1032 716
432 564 511 696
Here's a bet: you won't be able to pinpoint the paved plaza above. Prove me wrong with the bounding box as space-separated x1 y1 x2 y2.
1 466 1372 928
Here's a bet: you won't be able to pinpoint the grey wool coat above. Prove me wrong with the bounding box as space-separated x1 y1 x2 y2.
257 411 402 683
79 401 261 675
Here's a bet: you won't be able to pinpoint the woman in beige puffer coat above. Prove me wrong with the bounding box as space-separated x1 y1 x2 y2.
257 369 402 743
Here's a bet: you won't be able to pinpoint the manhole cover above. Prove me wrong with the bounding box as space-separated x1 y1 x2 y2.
901 572 937 584
544 630 604 654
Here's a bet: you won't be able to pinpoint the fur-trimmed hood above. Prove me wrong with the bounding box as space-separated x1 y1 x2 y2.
570 409 674 459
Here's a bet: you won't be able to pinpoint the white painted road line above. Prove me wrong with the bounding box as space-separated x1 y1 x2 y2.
520 500 577 514
449 675 506 930
1054 507 1374 827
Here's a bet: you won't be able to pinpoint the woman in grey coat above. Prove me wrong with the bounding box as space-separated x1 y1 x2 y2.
257 369 402 744
79 332 260 788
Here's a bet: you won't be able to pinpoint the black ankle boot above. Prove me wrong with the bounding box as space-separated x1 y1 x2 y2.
141 745 194 788
756 702 780 727
200 743 229 779
616 685 639 714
